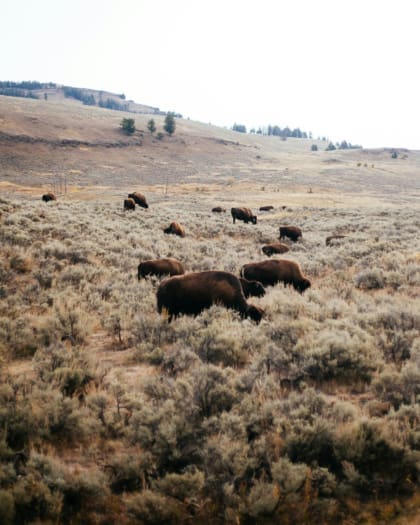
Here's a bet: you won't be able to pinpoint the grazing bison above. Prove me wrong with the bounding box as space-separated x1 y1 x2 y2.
212 206 226 213
42 192 56 202
241 259 311 293
164 221 186 237
259 205 274 211
157 271 264 323
231 207 257 224
128 192 148 209
239 277 266 298
279 226 302 242
262 243 290 256
326 234 347 246
124 198 136 211
138 258 185 280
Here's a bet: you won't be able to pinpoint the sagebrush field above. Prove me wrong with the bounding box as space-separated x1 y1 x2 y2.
0 94 419 524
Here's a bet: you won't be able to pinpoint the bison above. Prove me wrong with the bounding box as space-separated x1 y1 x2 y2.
164 221 185 237
42 192 56 202
259 205 274 211
239 277 266 298
128 192 148 209
326 234 347 246
157 271 264 323
124 198 136 211
279 226 302 242
240 259 311 293
262 243 290 256
138 258 185 280
231 207 257 224
212 206 226 213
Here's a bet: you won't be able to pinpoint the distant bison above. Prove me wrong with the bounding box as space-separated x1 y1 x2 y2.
231 207 257 224
138 258 185 280
326 234 347 246
164 221 186 237
212 206 226 213
241 259 311 293
157 271 264 323
259 205 274 211
239 277 266 298
42 192 56 202
128 192 148 209
262 243 290 256
124 198 136 211
279 226 302 242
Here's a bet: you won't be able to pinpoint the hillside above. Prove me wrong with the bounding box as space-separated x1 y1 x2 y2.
0 93 419 525
1 94 419 205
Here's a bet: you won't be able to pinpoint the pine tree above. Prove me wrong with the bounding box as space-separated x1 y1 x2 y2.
164 112 176 135
120 118 135 135
147 119 156 134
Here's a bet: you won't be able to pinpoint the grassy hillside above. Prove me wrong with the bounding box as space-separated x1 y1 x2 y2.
0 94 419 524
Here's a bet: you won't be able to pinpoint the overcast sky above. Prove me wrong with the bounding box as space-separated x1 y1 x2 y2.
2 0 420 149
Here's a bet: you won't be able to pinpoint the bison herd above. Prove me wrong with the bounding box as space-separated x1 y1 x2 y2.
40 190 346 324
134 198 317 324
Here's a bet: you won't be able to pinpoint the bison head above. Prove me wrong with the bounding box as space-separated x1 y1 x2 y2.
246 304 264 323
247 280 265 298
297 278 311 294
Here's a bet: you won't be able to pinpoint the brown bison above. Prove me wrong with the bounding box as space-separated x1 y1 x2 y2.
259 205 274 211
157 271 264 323
279 226 302 242
231 207 257 224
262 243 290 256
240 259 311 293
239 277 266 298
212 206 226 213
124 198 136 211
42 192 56 202
164 221 185 237
138 258 185 280
128 192 148 209
326 234 347 246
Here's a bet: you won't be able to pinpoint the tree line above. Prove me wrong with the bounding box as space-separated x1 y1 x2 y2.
0 81 56 100
62 86 129 111
232 122 309 138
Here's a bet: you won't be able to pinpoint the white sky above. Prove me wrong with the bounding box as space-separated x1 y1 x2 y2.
2 0 420 149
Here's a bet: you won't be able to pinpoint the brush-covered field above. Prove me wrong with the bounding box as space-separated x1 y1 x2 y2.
0 188 419 524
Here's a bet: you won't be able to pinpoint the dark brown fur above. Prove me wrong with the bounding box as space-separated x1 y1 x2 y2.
262 243 290 256
259 205 274 211
326 234 347 246
279 226 302 242
42 192 56 202
212 206 226 213
138 258 185 280
239 278 266 298
164 222 185 237
128 192 148 209
124 198 135 211
240 259 311 293
157 271 264 323
231 207 257 224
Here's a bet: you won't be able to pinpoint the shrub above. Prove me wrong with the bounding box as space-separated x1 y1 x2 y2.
333 420 418 498
0 489 15 525
298 325 378 384
126 490 187 524
354 268 385 289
